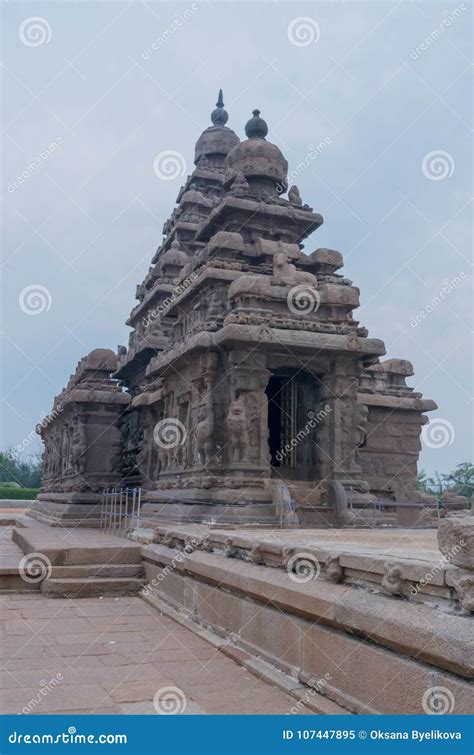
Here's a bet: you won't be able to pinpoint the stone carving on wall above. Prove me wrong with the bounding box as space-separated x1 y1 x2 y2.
194 401 214 466
36 95 438 527
227 397 249 464
272 253 317 287
36 349 130 499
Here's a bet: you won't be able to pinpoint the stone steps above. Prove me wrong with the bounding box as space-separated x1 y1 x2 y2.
41 575 144 598
12 525 143 566
0 571 40 593
0 528 39 593
49 563 144 579
5 521 145 597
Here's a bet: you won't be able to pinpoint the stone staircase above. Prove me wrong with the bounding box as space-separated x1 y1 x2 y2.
41 563 144 597
6 517 144 598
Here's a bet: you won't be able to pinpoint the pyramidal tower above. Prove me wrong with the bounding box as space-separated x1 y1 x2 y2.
34 92 437 527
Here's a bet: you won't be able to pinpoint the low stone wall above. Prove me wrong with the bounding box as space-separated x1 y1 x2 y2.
140 530 472 715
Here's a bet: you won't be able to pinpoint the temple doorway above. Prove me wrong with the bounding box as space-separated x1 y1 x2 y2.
265 370 321 479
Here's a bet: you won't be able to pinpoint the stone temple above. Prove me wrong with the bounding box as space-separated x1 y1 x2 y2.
8 93 471 717
34 91 438 528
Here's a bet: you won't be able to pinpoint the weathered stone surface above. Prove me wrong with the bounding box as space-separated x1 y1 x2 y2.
438 515 474 569
142 538 473 679
35 92 437 525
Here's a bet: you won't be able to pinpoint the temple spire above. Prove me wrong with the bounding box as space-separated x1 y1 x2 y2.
211 89 229 126
245 109 268 139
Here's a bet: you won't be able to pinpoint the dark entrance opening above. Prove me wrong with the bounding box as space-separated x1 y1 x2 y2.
266 376 283 467
266 370 321 479
265 374 297 468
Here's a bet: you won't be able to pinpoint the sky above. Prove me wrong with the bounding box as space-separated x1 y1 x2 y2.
1 0 472 477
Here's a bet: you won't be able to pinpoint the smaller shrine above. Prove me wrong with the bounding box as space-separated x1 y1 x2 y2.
34 349 129 525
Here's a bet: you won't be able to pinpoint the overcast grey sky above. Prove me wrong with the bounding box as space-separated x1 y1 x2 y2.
1 0 472 476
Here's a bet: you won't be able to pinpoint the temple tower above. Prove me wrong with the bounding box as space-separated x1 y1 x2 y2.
35 93 437 527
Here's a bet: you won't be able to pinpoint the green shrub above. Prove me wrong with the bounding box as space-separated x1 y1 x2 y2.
0 487 39 500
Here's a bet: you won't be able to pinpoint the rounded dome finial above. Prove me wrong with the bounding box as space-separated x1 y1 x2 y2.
245 109 268 139
211 89 229 126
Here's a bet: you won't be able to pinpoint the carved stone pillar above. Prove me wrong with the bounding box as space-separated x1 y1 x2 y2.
318 357 369 493
227 350 271 471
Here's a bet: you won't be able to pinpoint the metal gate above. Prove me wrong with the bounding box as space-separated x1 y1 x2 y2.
280 378 297 468
100 487 142 537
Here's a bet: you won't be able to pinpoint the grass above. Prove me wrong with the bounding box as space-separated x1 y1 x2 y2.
0 486 39 500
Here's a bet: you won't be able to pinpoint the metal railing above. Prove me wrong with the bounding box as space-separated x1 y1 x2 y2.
100 487 142 537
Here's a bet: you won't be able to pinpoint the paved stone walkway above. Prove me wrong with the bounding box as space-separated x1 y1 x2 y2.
0 593 312 715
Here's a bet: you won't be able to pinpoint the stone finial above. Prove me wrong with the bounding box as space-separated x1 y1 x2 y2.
245 109 268 139
211 89 229 126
